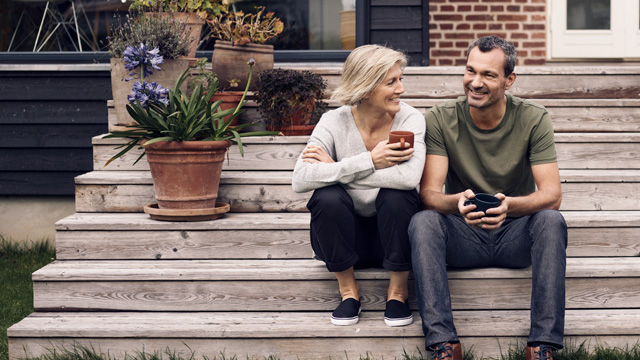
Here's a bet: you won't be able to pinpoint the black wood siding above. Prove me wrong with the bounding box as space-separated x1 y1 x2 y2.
0 70 109 195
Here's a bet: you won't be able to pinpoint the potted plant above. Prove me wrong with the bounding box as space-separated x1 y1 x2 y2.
254 68 328 136
128 0 227 58
105 53 278 221
207 4 284 90
108 12 192 129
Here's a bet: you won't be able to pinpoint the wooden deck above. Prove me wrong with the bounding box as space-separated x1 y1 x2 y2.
8 65 640 360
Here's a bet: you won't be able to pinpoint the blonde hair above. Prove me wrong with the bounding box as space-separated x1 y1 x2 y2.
331 45 407 106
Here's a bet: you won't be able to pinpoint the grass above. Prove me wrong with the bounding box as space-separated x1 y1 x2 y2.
0 236 56 360
2 237 640 360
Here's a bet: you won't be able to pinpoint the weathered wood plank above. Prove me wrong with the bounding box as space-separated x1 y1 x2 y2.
55 230 312 260
53 227 640 260
9 310 640 338
32 258 640 281
74 182 640 213
10 335 640 360
32 277 640 311
55 211 640 230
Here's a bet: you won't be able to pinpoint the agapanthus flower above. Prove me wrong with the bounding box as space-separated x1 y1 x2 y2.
127 81 170 108
123 43 164 79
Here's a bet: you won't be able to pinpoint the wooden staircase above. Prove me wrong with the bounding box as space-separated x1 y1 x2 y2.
8 65 640 360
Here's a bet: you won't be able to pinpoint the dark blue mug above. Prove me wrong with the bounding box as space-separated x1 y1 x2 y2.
464 193 501 216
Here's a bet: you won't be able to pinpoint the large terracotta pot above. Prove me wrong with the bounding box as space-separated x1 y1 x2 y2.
212 40 274 91
156 12 205 58
209 91 244 126
143 140 231 209
110 57 190 129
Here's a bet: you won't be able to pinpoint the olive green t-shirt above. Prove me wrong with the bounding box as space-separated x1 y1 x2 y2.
426 94 557 197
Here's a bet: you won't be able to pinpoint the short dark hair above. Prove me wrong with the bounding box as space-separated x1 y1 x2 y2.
467 36 517 77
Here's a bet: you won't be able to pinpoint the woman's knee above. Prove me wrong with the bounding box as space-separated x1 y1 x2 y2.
307 185 354 213
376 188 419 214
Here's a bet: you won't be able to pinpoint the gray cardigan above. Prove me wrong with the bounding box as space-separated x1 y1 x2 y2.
292 103 426 216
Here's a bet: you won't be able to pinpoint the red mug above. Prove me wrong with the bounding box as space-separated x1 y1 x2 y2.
389 131 414 149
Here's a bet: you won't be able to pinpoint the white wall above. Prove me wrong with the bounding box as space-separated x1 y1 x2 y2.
0 196 75 244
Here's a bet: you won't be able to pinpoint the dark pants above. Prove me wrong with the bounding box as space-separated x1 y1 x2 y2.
408 210 568 349
307 184 420 272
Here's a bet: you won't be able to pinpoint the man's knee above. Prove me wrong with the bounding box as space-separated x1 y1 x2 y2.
408 210 443 245
530 210 568 249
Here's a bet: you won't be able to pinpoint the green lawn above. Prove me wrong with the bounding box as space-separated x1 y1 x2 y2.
0 237 56 360
1 237 639 360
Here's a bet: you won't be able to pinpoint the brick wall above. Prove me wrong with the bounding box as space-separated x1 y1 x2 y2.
429 0 547 66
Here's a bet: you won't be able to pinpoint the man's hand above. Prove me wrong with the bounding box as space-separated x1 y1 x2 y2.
370 140 414 169
481 193 508 230
301 145 335 164
459 191 508 229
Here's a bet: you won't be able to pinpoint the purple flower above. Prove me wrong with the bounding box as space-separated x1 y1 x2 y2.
123 43 164 79
128 81 169 108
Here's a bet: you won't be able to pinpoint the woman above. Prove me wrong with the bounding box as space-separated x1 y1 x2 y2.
292 45 426 327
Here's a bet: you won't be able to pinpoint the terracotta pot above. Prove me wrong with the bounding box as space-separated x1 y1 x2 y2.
155 12 205 58
269 124 316 136
110 57 190 129
143 140 231 209
209 91 244 126
212 40 274 91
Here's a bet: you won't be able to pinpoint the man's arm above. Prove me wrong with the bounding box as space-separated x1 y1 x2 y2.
482 162 562 229
420 154 462 214
504 161 562 216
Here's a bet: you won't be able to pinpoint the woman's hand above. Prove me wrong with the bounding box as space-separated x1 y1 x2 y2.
370 140 414 169
302 145 335 164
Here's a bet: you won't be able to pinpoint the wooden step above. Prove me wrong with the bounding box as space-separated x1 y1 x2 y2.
108 98 640 133
9 310 640 360
74 169 640 213
93 133 640 171
31 258 640 312
54 211 640 260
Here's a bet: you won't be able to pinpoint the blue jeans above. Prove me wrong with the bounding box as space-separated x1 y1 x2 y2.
408 210 567 349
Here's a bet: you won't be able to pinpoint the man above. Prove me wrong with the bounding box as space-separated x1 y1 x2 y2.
408 35 567 360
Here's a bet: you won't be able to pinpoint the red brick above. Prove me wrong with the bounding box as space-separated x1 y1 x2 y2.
478 32 508 39
524 58 546 65
466 14 495 21
430 41 437 48
434 14 464 21
449 0 479 2
531 32 546 39
524 24 545 30
455 58 468 66
505 23 520 30
440 5 455 11
514 0 528 3
440 23 454 30
522 41 545 48
482 0 511 2
432 50 463 57
473 5 488 11
458 5 472 11
456 23 472 30
489 23 503 30
531 14 546 21
439 41 454 48
438 59 454 66
511 33 529 39
444 33 476 39
491 5 504 12
497 14 528 21
429 0 446 3
524 5 546 12
531 50 546 57
456 41 470 48
430 23 438 30
531 0 546 3
430 59 437 66
430 5 438 12
430 33 442 39
517 50 528 57
473 23 488 30
507 5 521 11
